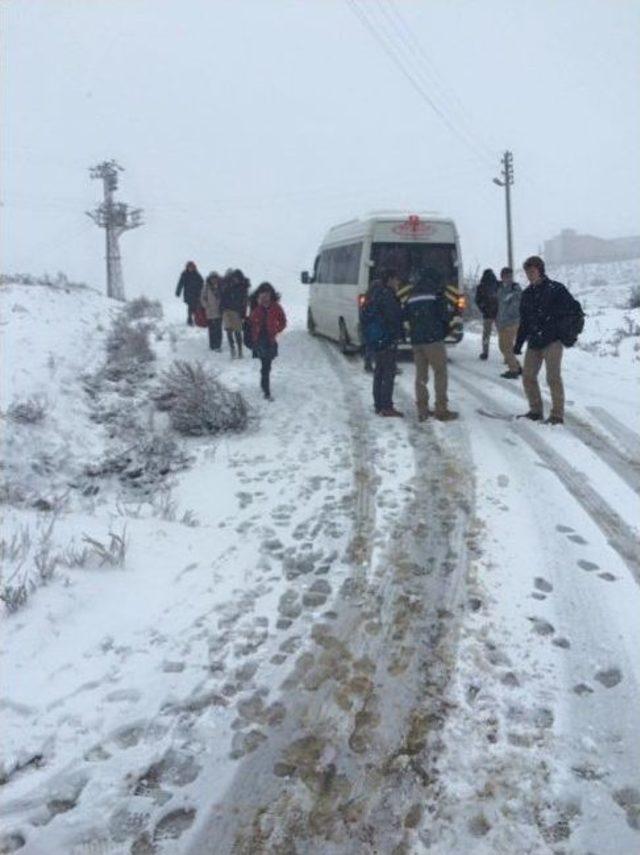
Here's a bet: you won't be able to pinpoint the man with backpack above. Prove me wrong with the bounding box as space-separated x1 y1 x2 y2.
514 255 584 425
362 271 404 417
404 268 458 422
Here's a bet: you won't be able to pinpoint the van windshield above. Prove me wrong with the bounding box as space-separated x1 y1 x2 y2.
370 242 458 288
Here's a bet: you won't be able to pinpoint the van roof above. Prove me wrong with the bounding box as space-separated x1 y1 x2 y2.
321 213 456 245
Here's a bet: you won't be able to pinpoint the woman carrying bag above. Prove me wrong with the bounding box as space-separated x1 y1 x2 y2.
248 282 287 401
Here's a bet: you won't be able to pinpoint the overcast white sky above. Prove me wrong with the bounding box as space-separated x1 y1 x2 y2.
2 0 639 299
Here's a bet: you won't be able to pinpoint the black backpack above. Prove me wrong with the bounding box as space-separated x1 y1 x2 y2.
557 293 585 347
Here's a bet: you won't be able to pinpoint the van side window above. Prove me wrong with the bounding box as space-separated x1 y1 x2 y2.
317 242 363 284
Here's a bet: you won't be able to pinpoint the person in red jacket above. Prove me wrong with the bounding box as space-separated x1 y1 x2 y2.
248 282 287 401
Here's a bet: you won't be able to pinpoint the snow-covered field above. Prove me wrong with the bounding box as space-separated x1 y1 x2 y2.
1 260 639 854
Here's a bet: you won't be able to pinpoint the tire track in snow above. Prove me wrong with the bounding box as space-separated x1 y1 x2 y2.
451 371 640 584
188 343 474 854
451 362 640 498
587 405 640 462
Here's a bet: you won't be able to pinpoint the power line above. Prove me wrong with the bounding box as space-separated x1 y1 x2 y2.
375 0 497 161
345 0 495 168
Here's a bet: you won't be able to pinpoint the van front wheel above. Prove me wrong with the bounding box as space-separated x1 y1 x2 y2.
307 308 317 336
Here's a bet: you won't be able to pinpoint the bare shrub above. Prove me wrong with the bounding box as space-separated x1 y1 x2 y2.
33 517 58 583
86 432 190 488
628 285 640 309
82 527 128 567
0 526 31 564
180 509 199 527
0 575 32 613
124 296 164 321
158 360 248 436
151 487 177 521
105 316 155 380
58 542 91 568
7 395 48 425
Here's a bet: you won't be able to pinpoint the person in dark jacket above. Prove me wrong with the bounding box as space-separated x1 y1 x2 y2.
248 282 287 401
514 255 574 424
175 261 204 325
475 268 499 359
404 268 458 422
365 270 404 417
221 269 249 358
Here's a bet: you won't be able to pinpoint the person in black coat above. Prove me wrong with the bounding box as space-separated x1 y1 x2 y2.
175 261 204 325
365 270 404 417
514 255 575 424
404 268 458 421
220 269 250 358
475 268 499 359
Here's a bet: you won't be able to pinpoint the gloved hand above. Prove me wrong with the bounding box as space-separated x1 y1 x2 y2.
513 347 522 356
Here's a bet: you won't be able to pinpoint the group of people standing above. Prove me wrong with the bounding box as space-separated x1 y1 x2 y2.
362 255 581 426
175 262 287 401
475 255 581 424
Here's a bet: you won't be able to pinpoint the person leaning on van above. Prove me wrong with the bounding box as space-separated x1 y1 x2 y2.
365 270 405 417
403 268 458 422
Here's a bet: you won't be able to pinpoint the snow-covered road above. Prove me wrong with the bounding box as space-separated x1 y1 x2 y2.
1 280 639 854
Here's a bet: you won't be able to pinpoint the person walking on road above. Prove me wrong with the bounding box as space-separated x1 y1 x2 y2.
175 261 204 326
363 270 405 417
248 282 287 401
514 255 576 425
201 271 223 351
404 268 458 422
496 266 523 379
221 269 249 358
475 268 499 359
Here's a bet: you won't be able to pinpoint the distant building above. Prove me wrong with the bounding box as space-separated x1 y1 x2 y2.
544 228 640 266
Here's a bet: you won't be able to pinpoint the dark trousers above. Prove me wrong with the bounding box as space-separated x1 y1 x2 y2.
186 305 195 325
207 318 222 350
226 329 243 355
260 357 273 396
363 342 375 370
373 348 397 412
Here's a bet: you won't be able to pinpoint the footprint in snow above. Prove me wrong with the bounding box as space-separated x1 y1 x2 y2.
534 577 554 593
594 667 623 689
568 533 588 544
528 617 555 636
578 559 599 572
598 572 617 582
556 524 574 533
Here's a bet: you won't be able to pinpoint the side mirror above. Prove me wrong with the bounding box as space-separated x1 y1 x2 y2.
301 271 310 284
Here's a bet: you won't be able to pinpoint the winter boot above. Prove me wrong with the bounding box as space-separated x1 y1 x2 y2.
545 415 564 425
380 408 404 418
434 410 459 422
518 411 543 421
479 352 488 360
500 370 521 379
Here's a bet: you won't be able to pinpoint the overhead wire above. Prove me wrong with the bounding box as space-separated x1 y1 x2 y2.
375 0 497 162
345 0 496 170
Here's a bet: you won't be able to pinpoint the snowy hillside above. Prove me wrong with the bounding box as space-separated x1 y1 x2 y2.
1 266 639 855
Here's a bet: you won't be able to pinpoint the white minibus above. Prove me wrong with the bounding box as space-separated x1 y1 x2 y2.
301 212 465 352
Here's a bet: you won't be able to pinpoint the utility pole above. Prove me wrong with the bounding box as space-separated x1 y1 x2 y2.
87 160 143 301
492 150 514 270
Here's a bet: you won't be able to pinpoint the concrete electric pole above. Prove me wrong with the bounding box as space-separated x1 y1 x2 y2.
492 150 514 270
87 160 143 301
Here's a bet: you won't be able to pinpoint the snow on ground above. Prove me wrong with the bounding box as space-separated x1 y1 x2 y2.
0 261 639 854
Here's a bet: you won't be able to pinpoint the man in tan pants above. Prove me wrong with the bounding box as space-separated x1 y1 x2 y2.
514 256 575 424
496 267 523 378
404 268 458 422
